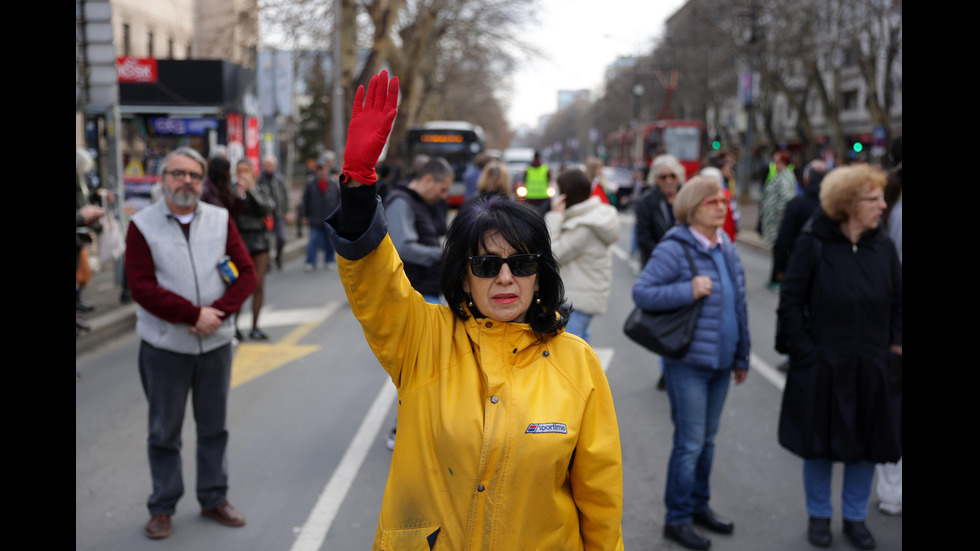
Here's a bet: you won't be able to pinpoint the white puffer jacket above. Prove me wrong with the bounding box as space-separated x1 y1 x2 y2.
545 196 621 316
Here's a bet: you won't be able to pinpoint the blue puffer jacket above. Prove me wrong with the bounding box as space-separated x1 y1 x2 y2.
631 225 751 371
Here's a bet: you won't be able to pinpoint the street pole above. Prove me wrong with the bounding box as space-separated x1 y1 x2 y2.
737 0 759 204
332 0 345 164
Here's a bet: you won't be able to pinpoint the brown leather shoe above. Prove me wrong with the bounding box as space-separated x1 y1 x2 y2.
145 514 172 539
201 502 246 527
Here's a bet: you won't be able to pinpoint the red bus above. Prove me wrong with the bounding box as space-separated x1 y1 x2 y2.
606 119 706 178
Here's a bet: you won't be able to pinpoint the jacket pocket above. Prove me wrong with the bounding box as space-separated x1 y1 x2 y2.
380 526 441 551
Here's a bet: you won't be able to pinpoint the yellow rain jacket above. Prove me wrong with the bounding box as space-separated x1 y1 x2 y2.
334 206 624 551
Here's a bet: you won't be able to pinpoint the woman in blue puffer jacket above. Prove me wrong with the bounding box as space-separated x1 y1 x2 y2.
632 175 751 551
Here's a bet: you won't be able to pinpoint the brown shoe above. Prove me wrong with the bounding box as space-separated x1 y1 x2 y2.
145 514 172 539
201 502 246 527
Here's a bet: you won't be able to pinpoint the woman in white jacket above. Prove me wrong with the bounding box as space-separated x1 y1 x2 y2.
546 168 621 343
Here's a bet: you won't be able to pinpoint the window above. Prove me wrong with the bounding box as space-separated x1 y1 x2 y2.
168 38 174 59
147 31 154 58
122 23 131 56
842 90 859 111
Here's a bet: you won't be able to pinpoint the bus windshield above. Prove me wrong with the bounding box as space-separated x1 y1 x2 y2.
404 122 485 206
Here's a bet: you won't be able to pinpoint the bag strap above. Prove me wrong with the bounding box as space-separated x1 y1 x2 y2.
798 219 822 317
664 235 698 276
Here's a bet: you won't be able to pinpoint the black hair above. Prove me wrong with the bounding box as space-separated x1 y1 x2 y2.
440 194 568 341
206 156 235 208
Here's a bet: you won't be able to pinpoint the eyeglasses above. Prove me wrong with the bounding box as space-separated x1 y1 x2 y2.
656 173 678 181
467 254 541 278
165 169 204 182
701 196 727 208
859 194 885 203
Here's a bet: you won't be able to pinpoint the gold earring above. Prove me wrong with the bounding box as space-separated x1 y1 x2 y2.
467 294 474 308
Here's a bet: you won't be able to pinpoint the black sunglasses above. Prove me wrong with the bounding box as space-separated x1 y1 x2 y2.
467 254 541 278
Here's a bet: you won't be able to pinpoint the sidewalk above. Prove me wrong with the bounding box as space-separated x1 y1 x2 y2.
75 200 767 358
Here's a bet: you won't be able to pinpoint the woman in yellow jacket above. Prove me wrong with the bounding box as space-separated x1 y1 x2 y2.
326 70 624 550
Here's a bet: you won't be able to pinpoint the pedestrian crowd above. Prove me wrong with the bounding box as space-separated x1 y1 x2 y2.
83 69 900 550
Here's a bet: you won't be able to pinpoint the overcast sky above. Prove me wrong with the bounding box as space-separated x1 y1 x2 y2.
505 0 686 130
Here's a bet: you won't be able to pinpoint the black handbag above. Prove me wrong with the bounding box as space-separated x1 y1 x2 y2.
624 238 703 359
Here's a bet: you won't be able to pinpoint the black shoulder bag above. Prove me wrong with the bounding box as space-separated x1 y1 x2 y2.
624 238 704 359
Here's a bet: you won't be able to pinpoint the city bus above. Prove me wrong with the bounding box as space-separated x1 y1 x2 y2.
402 121 486 207
606 119 706 179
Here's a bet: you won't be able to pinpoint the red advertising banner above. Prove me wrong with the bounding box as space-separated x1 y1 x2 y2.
116 57 158 83
245 116 261 170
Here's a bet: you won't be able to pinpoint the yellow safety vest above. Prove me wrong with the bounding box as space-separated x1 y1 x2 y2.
524 164 550 199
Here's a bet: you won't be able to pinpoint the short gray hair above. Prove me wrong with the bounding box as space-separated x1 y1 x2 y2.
416 157 454 183
648 154 686 186
159 146 207 178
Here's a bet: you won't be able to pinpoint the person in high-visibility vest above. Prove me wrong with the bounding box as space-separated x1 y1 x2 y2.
522 151 551 207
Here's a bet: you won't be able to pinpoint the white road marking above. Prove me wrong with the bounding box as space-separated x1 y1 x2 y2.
750 352 786 391
251 302 343 327
611 244 641 275
594 347 614 372
290 381 397 551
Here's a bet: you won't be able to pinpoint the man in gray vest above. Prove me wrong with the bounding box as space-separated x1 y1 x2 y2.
125 146 257 539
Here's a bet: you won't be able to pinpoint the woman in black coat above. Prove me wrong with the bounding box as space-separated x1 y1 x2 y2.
635 154 685 268
776 164 902 550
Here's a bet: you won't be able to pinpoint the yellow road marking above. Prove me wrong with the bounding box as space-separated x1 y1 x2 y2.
231 321 322 388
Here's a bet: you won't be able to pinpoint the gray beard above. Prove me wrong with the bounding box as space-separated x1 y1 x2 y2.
163 186 200 208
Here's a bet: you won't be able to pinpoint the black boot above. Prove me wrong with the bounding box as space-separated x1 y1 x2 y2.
664 523 711 550
807 516 831 548
842 520 875 549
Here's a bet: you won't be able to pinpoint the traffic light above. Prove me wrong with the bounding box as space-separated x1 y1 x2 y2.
852 141 864 153
711 134 721 150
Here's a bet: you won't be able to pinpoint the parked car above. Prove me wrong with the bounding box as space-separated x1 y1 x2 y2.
503 147 536 185
602 166 635 209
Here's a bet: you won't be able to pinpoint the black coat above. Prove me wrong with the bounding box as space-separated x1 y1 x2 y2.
236 185 276 254
634 187 675 268
776 210 902 463
772 179 822 279
302 173 341 226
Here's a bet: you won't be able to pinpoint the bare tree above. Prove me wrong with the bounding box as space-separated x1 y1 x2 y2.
260 0 537 157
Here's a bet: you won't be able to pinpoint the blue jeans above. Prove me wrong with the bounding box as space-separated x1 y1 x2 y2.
663 360 732 525
306 225 335 267
564 311 593 344
803 458 875 521
139 341 233 514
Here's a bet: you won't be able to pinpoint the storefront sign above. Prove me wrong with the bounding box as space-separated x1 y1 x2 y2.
117 57 158 83
148 117 219 136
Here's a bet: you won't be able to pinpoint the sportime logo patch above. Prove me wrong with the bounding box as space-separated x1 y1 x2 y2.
525 422 567 434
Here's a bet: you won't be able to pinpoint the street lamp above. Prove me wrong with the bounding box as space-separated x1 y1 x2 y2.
631 82 645 129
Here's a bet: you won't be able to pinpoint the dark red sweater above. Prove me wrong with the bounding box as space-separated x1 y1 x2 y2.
125 216 256 326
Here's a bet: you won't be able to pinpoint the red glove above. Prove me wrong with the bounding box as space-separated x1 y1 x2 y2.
340 70 399 186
